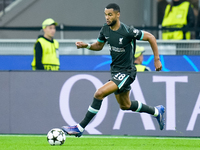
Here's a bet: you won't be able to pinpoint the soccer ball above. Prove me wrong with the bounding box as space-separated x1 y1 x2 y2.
47 128 66 146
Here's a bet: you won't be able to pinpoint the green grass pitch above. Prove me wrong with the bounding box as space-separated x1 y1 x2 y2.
0 134 200 150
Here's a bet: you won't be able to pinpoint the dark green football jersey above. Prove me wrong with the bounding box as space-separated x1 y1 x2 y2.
97 22 144 71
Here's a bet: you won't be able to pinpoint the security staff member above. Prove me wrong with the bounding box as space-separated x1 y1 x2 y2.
134 45 151 72
31 18 60 71
162 0 195 40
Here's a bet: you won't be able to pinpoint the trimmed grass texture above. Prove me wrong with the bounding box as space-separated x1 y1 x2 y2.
0 134 199 150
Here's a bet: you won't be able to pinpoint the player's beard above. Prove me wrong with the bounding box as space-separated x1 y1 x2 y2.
108 20 117 27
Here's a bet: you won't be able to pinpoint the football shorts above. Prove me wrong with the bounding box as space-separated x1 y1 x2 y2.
111 68 136 94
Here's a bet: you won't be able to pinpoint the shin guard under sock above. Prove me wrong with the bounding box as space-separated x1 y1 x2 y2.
79 98 102 128
129 101 155 115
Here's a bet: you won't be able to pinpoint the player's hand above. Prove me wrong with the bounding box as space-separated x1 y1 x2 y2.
75 41 87 49
154 59 162 71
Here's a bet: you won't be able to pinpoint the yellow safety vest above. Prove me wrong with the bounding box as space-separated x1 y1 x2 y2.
135 64 146 72
162 1 190 40
31 37 60 71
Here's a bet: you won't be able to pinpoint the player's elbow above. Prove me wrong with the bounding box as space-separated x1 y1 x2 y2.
95 42 104 50
148 33 156 42
99 47 103 50
145 32 155 41
143 31 156 42
97 45 104 50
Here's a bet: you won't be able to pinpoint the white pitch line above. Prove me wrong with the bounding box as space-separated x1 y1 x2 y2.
0 134 200 140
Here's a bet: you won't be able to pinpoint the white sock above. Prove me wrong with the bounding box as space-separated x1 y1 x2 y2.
77 124 84 132
154 108 159 117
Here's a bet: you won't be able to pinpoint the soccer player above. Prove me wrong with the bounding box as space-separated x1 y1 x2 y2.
62 3 165 137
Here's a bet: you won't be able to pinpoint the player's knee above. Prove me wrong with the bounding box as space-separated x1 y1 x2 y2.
120 105 130 110
94 89 104 99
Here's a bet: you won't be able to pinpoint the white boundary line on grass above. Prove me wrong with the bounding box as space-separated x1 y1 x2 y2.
0 134 200 140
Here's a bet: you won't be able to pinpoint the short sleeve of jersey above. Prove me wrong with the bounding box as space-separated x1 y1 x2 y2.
129 27 144 40
97 27 106 43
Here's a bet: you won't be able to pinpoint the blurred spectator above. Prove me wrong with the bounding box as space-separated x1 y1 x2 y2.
162 0 195 40
196 10 200 39
188 0 198 17
134 46 151 72
31 18 60 71
157 0 169 25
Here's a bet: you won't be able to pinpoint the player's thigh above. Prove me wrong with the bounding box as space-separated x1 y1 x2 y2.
94 81 118 99
111 70 136 95
115 91 131 109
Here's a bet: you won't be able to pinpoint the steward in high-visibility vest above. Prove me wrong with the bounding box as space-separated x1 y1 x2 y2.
31 36 60 70
162 1 195 40
135 64 151 72
134 46 151 72
31 18 60 71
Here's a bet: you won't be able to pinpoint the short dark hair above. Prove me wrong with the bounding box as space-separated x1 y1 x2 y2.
105 3 120 12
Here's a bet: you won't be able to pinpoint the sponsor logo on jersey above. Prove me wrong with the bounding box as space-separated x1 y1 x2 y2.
108 44 125 52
